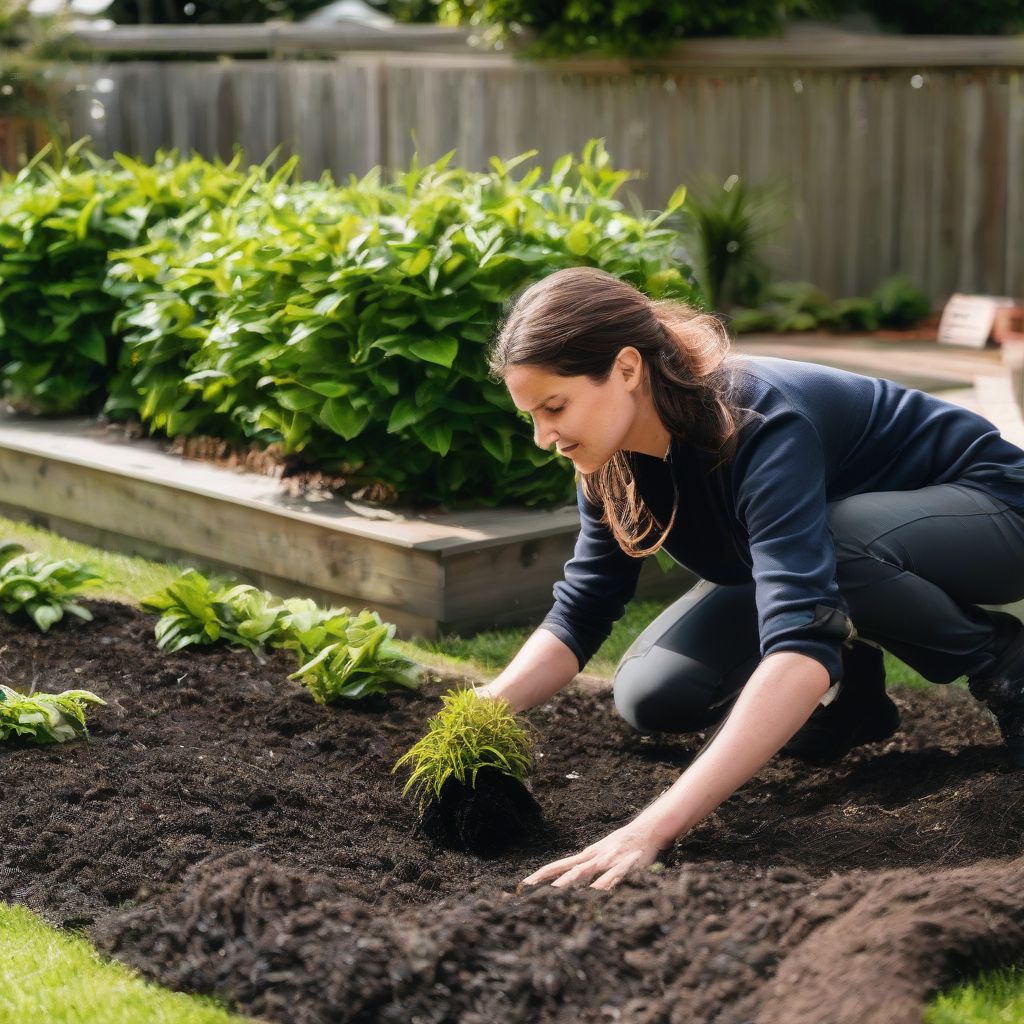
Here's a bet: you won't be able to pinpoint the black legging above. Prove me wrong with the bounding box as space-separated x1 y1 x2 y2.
613 483 1024 734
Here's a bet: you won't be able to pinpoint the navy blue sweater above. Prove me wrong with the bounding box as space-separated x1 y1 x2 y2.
540 355 1024 684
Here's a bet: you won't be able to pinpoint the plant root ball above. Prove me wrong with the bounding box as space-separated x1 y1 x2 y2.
419 766 544 854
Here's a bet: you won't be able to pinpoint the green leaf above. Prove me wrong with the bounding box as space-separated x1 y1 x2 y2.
387 398 427 433
565 221 592 256
414 422 453 457
320 398 370 440
408 334 458 368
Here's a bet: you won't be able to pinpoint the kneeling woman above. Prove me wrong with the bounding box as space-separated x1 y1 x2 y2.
478 266 1024 891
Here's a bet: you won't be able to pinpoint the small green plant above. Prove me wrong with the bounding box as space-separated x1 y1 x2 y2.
141 569 283 654
394 687 541 850
0 542 101 630
394 687 533 812
285 608 420 704
685 174 785 312
142 569 420 702
871 274 931 329
0 684 105 743
731 275 931 335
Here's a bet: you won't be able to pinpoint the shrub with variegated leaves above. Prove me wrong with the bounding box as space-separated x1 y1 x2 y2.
0 541 101 631
0 684 105 744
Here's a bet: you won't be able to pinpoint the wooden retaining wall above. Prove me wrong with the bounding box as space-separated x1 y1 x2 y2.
0 415 685 640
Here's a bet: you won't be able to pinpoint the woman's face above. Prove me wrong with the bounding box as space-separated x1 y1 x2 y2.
504 349 646 474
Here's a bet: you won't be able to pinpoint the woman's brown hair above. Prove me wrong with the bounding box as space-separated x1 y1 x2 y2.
488 266 746 558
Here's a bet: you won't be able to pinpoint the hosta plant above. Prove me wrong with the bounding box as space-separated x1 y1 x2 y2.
285 607 420 704
0 542 101 631
142 569 421 702
393 687 542 851
0 684 106 744
141 569 284 654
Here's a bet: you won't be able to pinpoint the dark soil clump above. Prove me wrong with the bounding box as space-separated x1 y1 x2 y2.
1 601 1023 1022
419 766 545 853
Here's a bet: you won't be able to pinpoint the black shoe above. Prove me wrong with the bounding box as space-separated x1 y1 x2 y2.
967 617 1024 769
782 642 900 765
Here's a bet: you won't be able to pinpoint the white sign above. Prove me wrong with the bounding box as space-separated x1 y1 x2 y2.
937 293 1015 348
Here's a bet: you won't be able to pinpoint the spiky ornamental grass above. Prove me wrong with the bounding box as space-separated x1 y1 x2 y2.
0 542 102 631
0 684 106 744
394 687 534 813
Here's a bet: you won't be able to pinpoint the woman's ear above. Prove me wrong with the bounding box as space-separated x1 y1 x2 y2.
616 346 645 393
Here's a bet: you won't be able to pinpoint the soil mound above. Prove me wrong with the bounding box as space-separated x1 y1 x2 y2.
93 851 1024 1024
758 857 1024 1024
420 766 546 852
1 602 1023 1021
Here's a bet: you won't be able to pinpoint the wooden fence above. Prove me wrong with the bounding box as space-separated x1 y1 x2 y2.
22 42 1024 301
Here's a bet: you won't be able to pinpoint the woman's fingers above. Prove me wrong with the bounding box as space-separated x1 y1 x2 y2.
520 851 591 887
590 853 641 891
550 858 603 889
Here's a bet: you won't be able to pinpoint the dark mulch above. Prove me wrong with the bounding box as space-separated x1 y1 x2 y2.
2 602 1023 1023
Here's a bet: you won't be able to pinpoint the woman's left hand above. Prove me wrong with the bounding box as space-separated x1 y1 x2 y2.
519 822 666 891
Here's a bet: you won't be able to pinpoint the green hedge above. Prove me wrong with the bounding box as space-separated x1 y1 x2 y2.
444 0 784 56
0 140 699 507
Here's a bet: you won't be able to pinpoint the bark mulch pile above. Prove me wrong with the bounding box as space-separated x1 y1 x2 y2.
2 602 1023 1023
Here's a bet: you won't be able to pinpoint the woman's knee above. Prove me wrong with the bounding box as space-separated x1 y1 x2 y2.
612 646 731 734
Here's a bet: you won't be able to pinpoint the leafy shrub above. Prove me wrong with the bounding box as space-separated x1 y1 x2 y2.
871 274 931 329
443 0 785 56
0 541 101 631
730 275 930 335
820 296 879 332
0 684 105 743
141 568 285 654
684 175 784 312
99 140 698 507
0 145 246 414
394 687 533 814
1 140 698 506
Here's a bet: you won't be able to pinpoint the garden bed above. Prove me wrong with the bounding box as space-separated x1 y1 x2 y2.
2 602 1024 1023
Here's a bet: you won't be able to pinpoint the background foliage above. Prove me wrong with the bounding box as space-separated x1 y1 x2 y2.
0 140 698 507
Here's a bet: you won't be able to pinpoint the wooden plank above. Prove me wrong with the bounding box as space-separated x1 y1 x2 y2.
957 73 986 292
978 72 1009 294
441 541 695 633
66 28 1024 68
0 447 443 613
896 68 931 294
1007 72 1024 297
926 71 949 300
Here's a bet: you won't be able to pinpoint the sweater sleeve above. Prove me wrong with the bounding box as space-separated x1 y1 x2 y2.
731 409 854 684
539 480 644 671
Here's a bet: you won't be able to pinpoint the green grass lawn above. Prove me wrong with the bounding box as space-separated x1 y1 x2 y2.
0 904 252 1024
925 967 1024 1024
0 512 1015 1021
